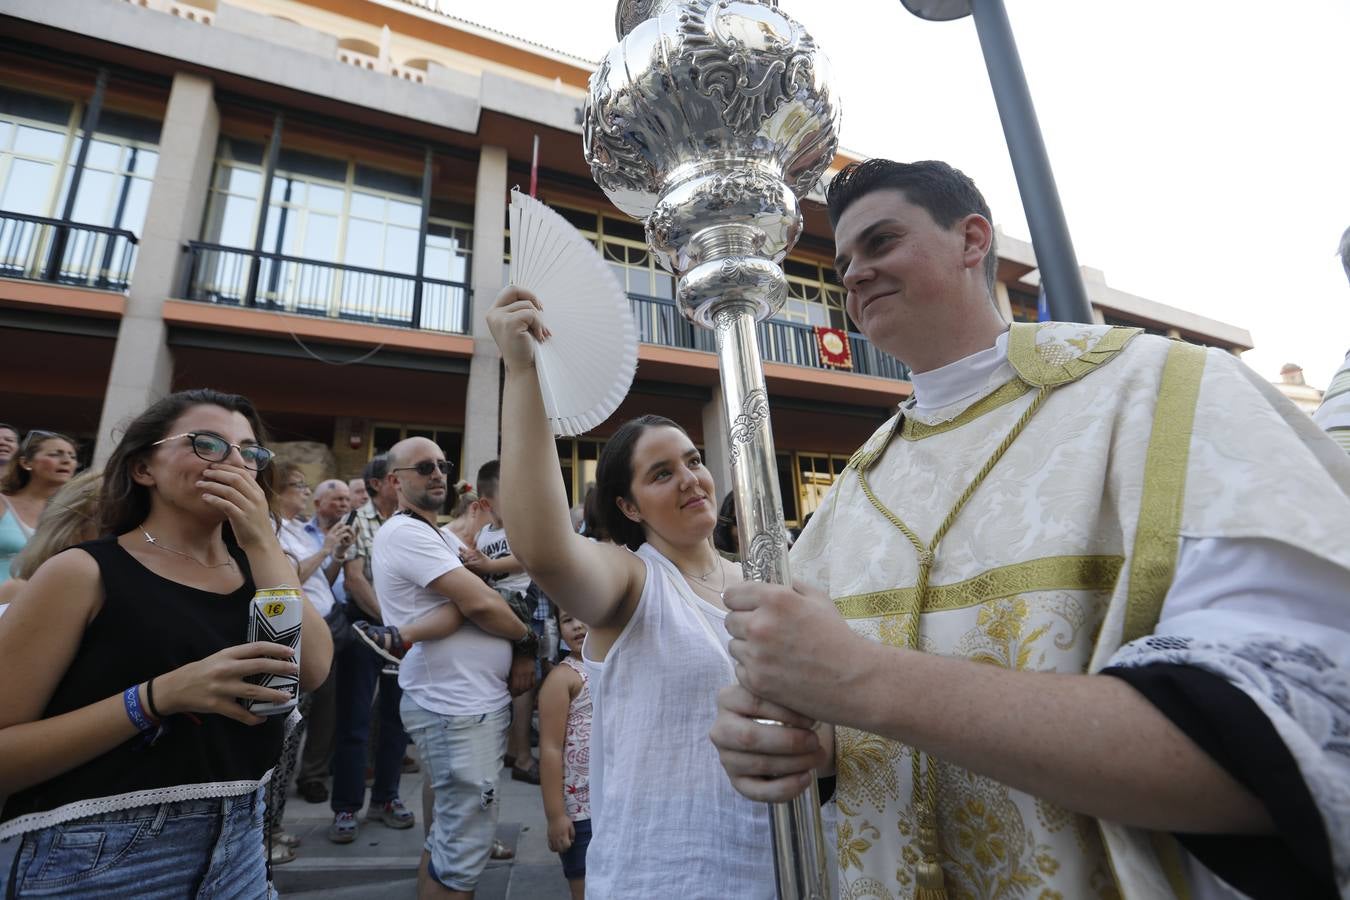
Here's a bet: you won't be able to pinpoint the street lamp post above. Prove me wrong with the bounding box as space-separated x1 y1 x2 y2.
901 0 1093 324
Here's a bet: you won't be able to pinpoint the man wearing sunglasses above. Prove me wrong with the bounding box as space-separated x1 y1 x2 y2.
371 437 536 899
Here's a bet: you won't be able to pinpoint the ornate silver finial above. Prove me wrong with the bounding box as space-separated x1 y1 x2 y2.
584 0 839 326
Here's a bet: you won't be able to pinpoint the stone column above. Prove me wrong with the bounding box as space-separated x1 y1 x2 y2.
462 145 508 481
94 72 218 466
701 391 732 508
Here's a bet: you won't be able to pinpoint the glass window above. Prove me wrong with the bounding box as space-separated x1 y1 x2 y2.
97 109 162 145
84 138 121 171
0 88 72 126
792 451 850 522
12 125 65 161
200 136 473 327
1 158 57 215
557 205 598 232
349 190 383 220
354 163 418 197
278 148 346 182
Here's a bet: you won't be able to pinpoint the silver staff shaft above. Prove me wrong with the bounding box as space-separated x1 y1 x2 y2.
712 303 830 900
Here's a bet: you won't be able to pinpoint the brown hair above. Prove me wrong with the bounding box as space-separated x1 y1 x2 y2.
0 431 77 495
594 415 687 551
99 389 277 539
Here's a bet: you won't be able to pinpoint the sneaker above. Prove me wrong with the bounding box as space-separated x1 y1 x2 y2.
353 621 408 665
328 811 358 844
369 797 415 830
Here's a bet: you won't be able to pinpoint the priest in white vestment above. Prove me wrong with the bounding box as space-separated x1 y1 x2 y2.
711 159 1350 900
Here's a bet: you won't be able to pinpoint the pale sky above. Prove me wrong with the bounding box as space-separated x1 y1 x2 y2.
442 0 1350 387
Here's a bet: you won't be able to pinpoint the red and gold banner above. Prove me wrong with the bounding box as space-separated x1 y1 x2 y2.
814 326 852 370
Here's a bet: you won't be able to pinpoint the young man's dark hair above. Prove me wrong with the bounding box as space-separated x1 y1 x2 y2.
362 453 389 497
476 459 500 500
825 158 998 294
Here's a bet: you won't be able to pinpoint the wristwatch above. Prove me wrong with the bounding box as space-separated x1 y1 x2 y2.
512 628 539 657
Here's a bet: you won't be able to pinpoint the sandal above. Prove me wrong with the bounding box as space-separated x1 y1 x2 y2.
269 841 297 865
490 838 514 860
511 759 540 785
273 829 302 849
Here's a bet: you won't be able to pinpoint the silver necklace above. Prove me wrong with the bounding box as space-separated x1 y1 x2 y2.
677 555 726 594
141 528 236 569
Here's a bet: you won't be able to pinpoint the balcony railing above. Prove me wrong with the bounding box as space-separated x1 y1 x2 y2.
628 293 909 382
182 242 471 334
0 211 139 291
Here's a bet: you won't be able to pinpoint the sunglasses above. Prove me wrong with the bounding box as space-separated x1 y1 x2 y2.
152 432 275 470
20 429 72 453
391 459 453 477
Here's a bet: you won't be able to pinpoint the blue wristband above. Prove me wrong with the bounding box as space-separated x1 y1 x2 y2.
123 684 158 734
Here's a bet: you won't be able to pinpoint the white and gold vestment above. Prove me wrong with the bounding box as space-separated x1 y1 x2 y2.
791 322 1350 900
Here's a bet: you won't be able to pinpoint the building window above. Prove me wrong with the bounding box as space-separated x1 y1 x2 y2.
0 87 160 234
792 452 849 524
781 258 848 330
557 437 606 509
201 138 471 326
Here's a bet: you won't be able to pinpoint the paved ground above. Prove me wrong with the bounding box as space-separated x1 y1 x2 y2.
275 750 570 900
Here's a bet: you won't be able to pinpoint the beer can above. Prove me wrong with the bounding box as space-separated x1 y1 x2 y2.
241 589 303 716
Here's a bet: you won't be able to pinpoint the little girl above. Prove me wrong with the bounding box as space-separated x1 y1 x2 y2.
538 609 591 900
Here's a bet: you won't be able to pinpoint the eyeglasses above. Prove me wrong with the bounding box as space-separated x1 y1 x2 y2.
152 432 275 470
284 480 310 492
391 459 452 477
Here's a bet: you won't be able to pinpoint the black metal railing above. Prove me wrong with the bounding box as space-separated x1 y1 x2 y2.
182 242 471 334
627 293 910 382
0 211 138 290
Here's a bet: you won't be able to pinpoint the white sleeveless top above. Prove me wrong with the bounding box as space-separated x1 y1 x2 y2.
581 543 775 899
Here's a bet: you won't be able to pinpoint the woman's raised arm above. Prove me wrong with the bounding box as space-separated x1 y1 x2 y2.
488 286 643 629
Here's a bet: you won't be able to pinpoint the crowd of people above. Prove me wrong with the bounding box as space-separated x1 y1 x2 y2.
0 157 1347 900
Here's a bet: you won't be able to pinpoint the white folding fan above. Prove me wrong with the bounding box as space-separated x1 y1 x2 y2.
508 188 638 436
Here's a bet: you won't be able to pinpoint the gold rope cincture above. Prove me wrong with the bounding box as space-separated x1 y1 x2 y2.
855 383 1053 899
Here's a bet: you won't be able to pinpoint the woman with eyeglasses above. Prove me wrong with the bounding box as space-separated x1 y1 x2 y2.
0 429 79 584
0 388 333 898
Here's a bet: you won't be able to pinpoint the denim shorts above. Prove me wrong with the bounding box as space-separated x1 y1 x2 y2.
400 696 509 892
558 817 591 880
4 785 272 899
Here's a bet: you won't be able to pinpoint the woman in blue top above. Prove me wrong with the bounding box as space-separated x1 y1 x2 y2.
0 430 77 582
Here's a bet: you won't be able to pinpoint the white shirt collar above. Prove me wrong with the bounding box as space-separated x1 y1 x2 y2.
909 330 1012 415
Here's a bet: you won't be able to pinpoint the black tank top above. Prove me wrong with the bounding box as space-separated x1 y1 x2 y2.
2 537 286 824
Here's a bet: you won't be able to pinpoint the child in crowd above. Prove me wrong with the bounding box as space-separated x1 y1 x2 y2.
468 460 541 784
538 609 591 900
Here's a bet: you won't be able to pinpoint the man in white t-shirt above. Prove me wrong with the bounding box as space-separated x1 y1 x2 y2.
371 437 537 899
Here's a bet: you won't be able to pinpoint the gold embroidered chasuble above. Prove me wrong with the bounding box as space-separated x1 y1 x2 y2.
789 322 1350 900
